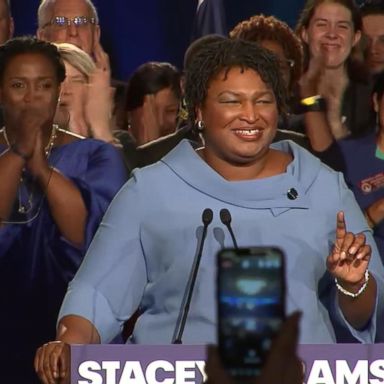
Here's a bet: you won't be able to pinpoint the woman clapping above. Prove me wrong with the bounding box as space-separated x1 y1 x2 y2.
0 37 126 383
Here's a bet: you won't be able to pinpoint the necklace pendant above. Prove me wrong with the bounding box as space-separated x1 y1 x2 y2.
18 205 27 214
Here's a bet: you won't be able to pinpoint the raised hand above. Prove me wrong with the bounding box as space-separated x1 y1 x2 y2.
204 313 303 384
299 51 326 97
130 94 161 145
257 312 303 384
312 47 349 139
204 345 234 384
84 39 116 142
7 106 51 160
327 211 371 285
85 68 115 141
93 38 111 75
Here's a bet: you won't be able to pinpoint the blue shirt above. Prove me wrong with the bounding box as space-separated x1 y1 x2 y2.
0 138 127 382
60 140 384 345
338 132 384 260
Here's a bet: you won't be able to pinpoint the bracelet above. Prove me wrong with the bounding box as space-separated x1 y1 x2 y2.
298 95 326 113
9 144 32 161
335 269 369 298
301 95 322 105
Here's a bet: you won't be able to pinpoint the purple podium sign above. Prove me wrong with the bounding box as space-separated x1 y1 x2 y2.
298 344 384 383
71 344 384 384
71 345 207 383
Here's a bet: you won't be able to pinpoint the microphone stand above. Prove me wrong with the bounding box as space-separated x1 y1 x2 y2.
220 208 238 249
172 208 213 344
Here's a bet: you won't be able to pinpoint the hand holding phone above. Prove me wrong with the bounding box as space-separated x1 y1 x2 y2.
217 247 286 378
205 313 302 384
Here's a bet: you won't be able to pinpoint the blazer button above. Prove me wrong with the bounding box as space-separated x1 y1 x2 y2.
287 188 298 200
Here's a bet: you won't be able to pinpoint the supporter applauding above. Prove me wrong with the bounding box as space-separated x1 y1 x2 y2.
0 37 126 383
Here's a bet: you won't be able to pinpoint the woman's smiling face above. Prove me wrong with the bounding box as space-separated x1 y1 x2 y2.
197 66 279 167
302 2 361 69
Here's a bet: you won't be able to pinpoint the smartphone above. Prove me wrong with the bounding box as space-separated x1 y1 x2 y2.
217 246 286 378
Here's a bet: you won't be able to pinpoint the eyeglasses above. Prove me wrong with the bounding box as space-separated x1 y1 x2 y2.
43 16 97 29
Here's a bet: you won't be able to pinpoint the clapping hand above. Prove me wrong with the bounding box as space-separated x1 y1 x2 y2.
85 39 115 141
7 106 51 157
93 38 111 74
7 106 53 172
299 50 326 97
129 94 162 145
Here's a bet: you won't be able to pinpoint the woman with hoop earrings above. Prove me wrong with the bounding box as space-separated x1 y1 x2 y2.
0 36 126 383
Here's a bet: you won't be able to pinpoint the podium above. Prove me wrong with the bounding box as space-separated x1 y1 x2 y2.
71 344 384 383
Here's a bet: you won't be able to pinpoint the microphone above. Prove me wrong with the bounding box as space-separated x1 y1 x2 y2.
172 208 213 344
220 208 238 249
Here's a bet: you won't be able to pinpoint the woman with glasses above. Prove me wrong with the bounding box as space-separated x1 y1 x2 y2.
0 37 126 383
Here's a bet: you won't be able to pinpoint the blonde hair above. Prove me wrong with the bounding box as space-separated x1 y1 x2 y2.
54 42 96 80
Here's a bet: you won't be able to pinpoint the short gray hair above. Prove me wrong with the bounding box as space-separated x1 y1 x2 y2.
38 0 99 27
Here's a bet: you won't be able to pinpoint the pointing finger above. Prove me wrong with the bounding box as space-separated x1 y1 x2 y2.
336 211 347 242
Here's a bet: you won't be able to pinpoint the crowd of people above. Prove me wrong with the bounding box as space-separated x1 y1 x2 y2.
1 0 384 383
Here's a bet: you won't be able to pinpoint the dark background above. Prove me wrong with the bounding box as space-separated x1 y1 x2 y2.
11 0 307 81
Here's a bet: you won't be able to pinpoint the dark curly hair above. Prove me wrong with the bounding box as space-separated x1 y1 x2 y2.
230 14 303 92
184 34 226 70
184 38 288 124
0 36 66 84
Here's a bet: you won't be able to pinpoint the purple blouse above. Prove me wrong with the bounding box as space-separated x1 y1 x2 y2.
0 138 127 382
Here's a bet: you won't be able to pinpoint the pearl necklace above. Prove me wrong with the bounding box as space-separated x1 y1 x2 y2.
1 125 58 214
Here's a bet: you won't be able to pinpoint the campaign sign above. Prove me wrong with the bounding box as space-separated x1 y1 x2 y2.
71 343 384 384
300 344 384 384
71 345 207 384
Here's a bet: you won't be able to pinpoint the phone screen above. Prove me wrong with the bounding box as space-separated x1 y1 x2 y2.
217 247 285 377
